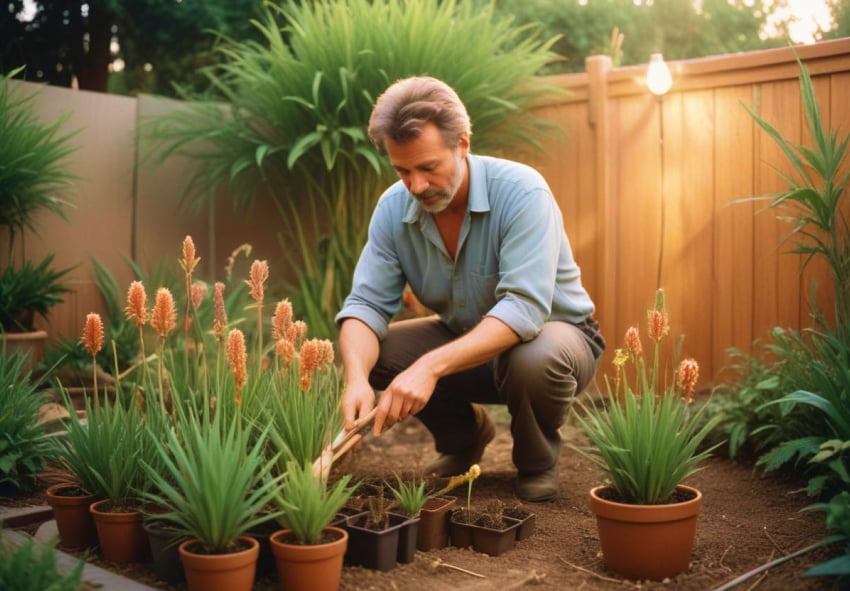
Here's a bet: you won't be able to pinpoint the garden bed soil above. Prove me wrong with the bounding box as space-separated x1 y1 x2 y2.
3 404 839 590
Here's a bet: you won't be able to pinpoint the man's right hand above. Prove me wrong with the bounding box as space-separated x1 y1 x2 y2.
342 380 376 431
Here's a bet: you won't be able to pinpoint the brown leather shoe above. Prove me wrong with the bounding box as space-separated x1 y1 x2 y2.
516 465 559 502
425 404 495 477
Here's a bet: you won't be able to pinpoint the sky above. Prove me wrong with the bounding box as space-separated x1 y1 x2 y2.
767 0 835 44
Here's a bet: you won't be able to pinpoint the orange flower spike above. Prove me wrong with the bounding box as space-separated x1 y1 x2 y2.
213 282 227 341
150 288 177 338
245 259 269 304
82 313 104 356
272 299 293 341
647 309 669 342
317 339 335 368
125 281 148 326
624 326 642 356
227 329 248 405
287 320 308 350
190 281 207 309
275 338 295 371
676 358 699 404
298 339 320 391
181 235 200 274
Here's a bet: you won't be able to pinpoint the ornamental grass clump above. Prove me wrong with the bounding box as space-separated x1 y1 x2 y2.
273 460 356 545
385 473 428 518
575 289 721 505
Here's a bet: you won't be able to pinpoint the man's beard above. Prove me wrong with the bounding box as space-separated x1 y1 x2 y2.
412 156 464 214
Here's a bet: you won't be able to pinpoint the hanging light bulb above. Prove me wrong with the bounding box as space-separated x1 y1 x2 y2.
647 53 673 96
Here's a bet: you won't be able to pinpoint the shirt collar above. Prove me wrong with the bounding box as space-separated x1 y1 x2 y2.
402 154 490 224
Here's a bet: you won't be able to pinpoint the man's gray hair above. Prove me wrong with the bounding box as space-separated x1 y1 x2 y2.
368 76 471 150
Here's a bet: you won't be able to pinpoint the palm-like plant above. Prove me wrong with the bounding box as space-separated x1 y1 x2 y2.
146 0 561 337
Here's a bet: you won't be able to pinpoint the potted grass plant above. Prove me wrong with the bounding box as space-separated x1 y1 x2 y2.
574 289 721 581
0 68 78 367
142 408 284 591
269 460 356 591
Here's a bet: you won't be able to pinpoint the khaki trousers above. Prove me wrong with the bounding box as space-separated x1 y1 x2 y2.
369 317 604 473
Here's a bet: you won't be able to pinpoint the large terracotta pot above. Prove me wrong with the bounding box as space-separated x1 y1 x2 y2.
589 484 702 581
2 329 48 370
89 499 150 563
45 483 99 550
179 536 259 591
270 526 347 591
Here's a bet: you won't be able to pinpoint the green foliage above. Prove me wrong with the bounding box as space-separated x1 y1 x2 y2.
0 526 84 591
0 347 55 491
801 439 850 582
245 361 343 470
0 255 73 332
385 473 428 517
494 0 788 75
0 68 78 255
54 387 156 506
142 407 284 554
146 0 561 338
575 290 720 504
274 461 355 545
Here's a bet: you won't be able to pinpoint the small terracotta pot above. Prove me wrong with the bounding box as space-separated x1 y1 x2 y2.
589 484 702 581
179 536 259 591
45 483 99 550
416 495 456 551
270 527 347 591
89 499 150 563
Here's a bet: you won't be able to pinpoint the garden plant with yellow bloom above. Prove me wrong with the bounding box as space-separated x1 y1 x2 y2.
575 289 721 505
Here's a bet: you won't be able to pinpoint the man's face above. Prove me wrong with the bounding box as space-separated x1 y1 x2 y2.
384 122 469 214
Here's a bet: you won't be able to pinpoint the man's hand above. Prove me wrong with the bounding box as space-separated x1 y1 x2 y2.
373 358 439 435
342 379 376 431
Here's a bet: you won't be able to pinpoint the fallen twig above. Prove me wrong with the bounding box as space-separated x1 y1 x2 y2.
504 570 546 589
711 535 843 591
558 557 635 585
762 527 784 553
718 545 733 572
431 557 486 578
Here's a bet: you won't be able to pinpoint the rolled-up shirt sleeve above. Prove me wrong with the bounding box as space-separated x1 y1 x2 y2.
485 188 560 341
335 198 406 340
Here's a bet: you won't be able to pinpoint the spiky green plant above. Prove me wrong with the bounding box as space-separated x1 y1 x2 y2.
0 526 84 591
0 67 79 261
0 347 55 491
145 0 561 338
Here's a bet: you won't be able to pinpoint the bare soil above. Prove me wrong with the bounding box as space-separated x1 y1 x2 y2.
4 405 841 591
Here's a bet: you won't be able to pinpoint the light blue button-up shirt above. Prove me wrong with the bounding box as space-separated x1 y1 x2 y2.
336 154 595 342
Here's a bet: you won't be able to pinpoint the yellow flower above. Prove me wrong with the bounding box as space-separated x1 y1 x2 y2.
612 348 628 368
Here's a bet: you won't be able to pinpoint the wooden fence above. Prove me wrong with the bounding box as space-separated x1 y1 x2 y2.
5 37 850 388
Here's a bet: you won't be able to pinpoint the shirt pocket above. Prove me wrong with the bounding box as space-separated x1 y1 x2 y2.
467 271 501 315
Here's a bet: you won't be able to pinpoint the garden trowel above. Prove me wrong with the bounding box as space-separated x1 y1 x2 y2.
312 407 379 482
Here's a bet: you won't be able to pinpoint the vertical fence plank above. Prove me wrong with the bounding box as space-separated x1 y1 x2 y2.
712 85 756 379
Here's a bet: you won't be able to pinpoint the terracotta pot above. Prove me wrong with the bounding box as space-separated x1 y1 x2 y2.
1 329 47 370
589 485 703 581
416 495 456 551
270 527 347 591
89 499 150 563
179 536 259 591
45 483 99 550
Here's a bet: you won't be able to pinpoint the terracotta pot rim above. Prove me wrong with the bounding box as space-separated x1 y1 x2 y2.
179 535 259 559
46 483 97 500
89 499 145 519
269 526 347 547
590 484 702 507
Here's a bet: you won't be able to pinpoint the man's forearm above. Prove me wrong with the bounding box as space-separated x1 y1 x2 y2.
418 315 520 379
339 318 380 385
